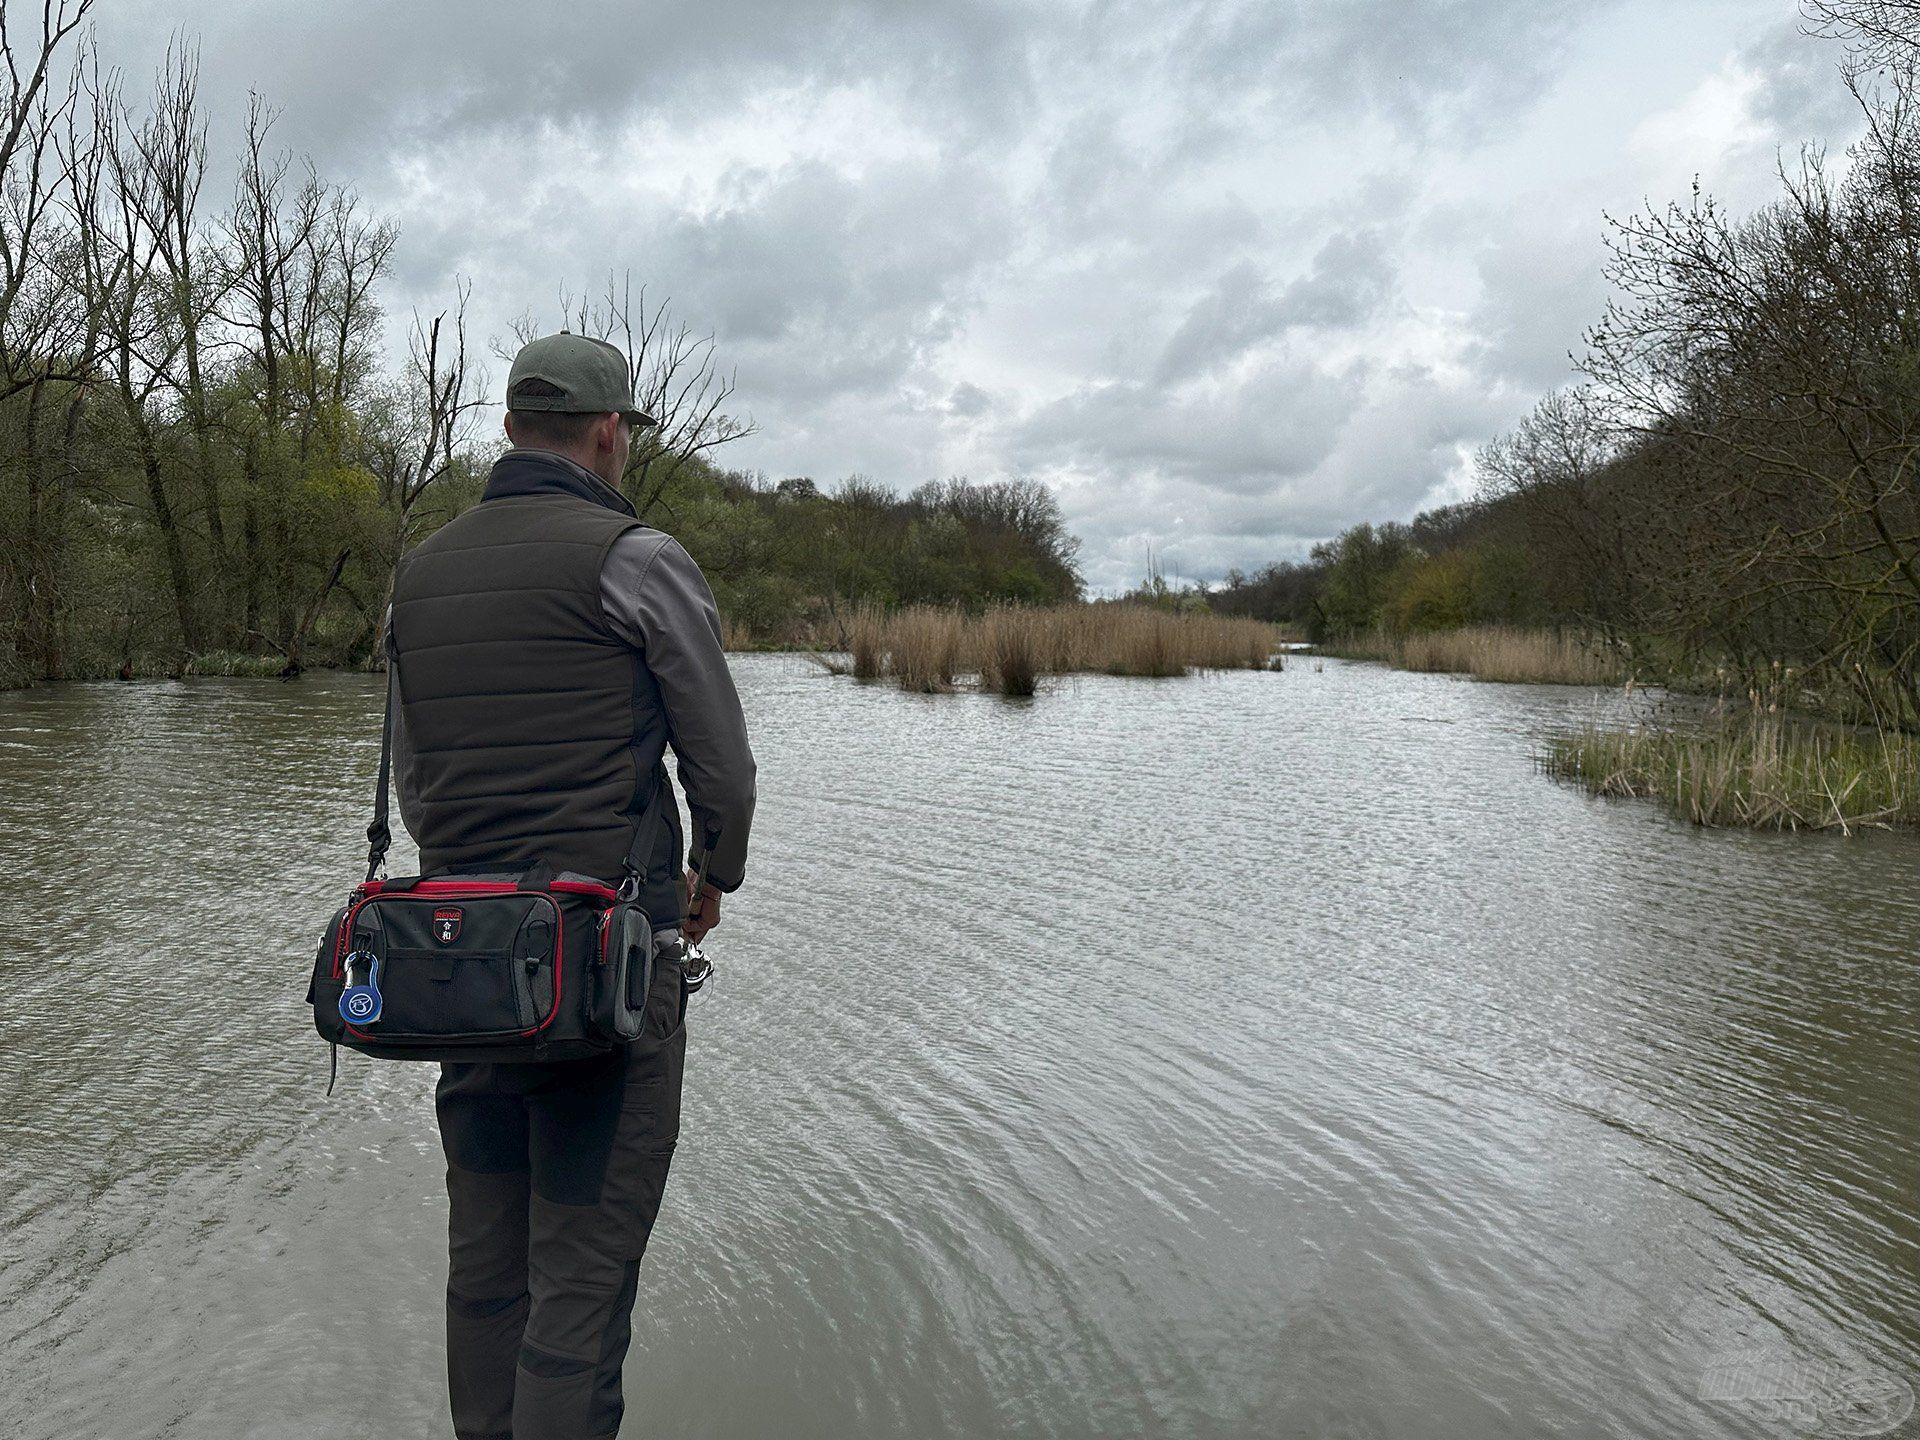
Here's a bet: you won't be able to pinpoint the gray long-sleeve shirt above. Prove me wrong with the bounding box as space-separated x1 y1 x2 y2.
388 456 756 892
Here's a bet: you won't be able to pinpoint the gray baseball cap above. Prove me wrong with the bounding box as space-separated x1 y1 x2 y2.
506 331 656 428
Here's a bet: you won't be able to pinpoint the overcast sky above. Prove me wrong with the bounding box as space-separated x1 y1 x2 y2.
97 0 1865 590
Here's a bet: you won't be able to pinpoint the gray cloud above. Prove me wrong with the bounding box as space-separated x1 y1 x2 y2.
946 381 995 417
1155 232 1395 384
1453 206 1611 393
1741 15 1863 138
81 0 1874 590
1152 0 1616 145
1015 351 1366 492
95 0 1044 168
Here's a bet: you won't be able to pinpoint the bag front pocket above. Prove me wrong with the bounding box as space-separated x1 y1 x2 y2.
334 888 563 1043
375 947 532 1036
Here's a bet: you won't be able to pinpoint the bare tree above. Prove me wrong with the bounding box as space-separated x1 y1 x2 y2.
85 57 214 659
323 189 397 409
123 37 240 636
371 284 488 531
1475 387 1645 637
222 93 324 647
0 0 95 401
1578 84 1920 720
337 282 490 659
1804 0 1920 72
505 272 755 519
2 19 111 679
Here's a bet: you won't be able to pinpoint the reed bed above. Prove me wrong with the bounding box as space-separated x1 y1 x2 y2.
836 603 1281 694
980 606 1042 696
1025 605 1277 679
886 606 965 693
1542 709 1920 832
847 602 887 681
1329 626 1626 686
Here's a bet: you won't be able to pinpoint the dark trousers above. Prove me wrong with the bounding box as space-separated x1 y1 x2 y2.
435 950 687 1440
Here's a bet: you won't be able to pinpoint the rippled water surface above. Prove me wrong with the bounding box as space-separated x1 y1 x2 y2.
2 656 1917 1439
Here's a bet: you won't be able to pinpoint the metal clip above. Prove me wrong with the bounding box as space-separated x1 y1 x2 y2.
680 939 712 994
338 951 383 1026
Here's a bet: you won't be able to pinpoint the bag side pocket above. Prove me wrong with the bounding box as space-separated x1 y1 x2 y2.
595 901 653 1044
309 904 349 1040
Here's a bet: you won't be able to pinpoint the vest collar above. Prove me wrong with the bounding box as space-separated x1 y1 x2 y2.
482 448 637 518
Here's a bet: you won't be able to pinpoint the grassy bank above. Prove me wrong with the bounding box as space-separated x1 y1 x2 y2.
0 647 323 686
1322 625 1627 686
814 603 1281 694
1543 710 1920 832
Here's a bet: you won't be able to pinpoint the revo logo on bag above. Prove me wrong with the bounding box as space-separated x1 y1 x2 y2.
432 907 463 943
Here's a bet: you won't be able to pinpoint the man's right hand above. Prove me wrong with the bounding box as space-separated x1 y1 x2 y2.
683 871 721 942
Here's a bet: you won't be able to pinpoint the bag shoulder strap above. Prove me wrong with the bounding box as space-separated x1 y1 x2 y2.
364 630 398 882
616 770 669 902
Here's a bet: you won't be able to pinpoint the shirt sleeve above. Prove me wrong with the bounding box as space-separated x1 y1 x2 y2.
601 530 757 892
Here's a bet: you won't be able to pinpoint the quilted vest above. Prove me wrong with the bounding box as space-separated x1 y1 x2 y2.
389 461 682 925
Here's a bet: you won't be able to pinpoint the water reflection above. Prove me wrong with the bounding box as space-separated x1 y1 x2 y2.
1 657 1914 1438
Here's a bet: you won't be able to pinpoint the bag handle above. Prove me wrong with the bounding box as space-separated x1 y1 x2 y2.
363 625 671 897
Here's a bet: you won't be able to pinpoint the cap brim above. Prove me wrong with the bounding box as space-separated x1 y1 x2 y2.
624 408 659 429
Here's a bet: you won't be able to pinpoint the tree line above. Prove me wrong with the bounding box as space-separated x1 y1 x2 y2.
1209 3 1920 728
675 473 1082 645
0 7 1080 686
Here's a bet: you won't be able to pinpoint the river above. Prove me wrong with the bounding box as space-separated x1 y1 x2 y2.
2 655 1915 1439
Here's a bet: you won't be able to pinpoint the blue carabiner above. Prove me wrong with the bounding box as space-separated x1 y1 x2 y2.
339 951 383 1026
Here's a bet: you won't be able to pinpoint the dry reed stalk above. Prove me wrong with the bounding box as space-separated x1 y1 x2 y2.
982 606 1041 696
821 602 1281 689
886 605 964 692
1342 625 1625 686
1051 606 1095 672
1016 605 1277 677
848 602 887 681
1180 613 1278 670
1093 607 1182 676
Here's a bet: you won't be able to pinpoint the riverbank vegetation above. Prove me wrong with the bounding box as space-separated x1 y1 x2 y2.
681 474 1084 648
1322 626 1627 687
812 603 1280 694
0 12 1083 689
1544 710 1920 832
1205 7 1920 741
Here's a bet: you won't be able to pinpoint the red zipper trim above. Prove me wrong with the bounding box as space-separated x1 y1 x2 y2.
359 878 620 900
335 880 607 1041
334 878 617 973
332 887 614 990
